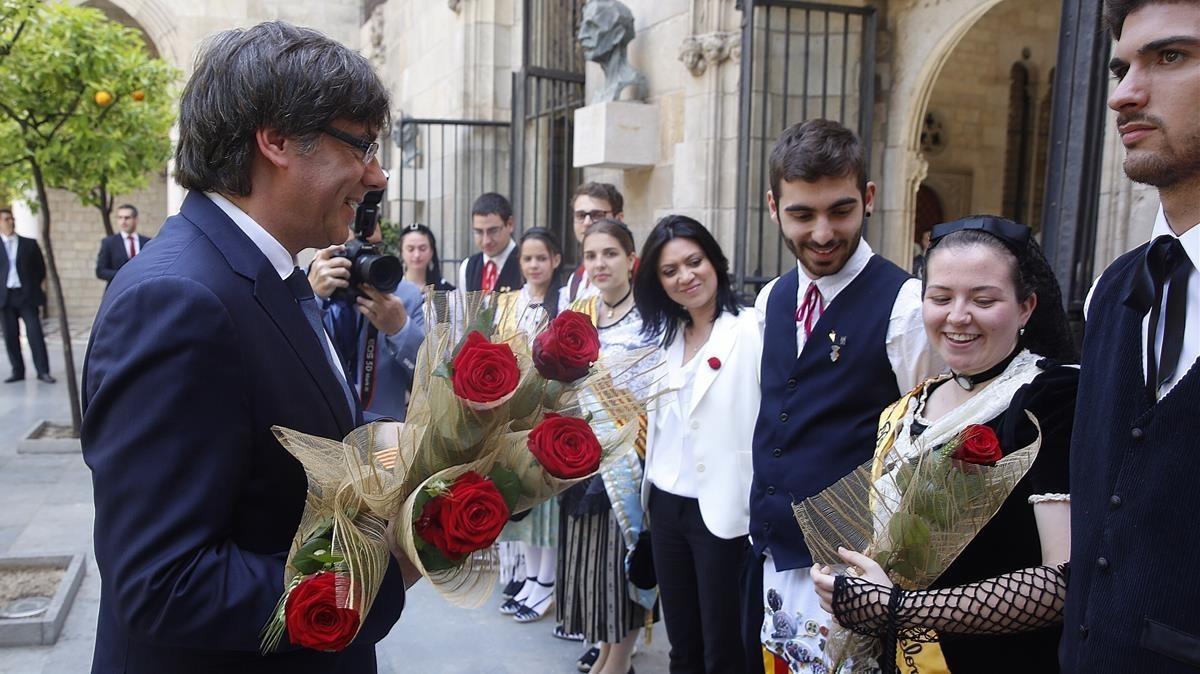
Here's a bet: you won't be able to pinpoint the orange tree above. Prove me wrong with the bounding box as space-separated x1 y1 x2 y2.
0 0 177 433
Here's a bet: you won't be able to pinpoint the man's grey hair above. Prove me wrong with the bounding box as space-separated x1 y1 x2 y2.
174 21 390 196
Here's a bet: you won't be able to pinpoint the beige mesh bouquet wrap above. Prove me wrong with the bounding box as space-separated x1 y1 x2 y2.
792 411 1041 669
261 291 656 653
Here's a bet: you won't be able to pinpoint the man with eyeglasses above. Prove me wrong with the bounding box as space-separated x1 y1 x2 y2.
459 192 523 294
558 181 626 313
81 22 417 673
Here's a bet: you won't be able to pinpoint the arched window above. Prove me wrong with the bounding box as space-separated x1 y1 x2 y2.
1002 62 1034 222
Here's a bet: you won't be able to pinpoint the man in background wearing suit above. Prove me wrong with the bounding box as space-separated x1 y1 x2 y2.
81 22 417 674
458 192 522 293
0 208 54 384
95 204 151 285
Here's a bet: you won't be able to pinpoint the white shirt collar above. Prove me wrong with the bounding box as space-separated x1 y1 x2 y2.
795 237 874 304
1 233 16 244
205 192 297 280
1152 204 1200 275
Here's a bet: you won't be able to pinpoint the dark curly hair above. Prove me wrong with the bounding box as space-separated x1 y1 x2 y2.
926 223 1078 362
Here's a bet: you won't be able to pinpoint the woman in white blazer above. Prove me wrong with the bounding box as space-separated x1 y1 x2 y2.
634 215 761 674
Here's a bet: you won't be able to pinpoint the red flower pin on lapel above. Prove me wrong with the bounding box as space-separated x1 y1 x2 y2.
707 357 721 370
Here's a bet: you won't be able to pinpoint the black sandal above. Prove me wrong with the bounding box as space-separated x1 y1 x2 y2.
512 581 554 623
499 576 536 614
576 646 600 672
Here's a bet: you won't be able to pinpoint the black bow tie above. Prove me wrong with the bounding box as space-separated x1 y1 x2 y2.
1125 235 1192 397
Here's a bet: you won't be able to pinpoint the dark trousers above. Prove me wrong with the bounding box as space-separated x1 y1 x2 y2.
1 289 49 377
740 543 766 674
648 485 748 674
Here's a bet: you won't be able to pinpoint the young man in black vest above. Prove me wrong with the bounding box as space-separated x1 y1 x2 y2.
744 119 940 672
458 192 522 294
1061 2 1200 671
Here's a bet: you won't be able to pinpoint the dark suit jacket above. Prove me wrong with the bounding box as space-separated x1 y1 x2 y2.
81 192 405 674
96 232 151 283
0 235 47 308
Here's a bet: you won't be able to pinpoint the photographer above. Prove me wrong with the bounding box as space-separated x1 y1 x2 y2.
308 222 425 422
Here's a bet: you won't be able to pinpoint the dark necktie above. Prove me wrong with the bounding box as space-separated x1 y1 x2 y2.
794 282 825 339
1140 235 1191 398
330 299 359 384
127 235 136 259
285 268 359 418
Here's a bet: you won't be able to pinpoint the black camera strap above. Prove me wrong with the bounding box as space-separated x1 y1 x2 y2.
359 322 379 410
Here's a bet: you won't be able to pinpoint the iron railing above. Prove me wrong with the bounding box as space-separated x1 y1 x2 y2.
734 0 877 298
390 117 512 281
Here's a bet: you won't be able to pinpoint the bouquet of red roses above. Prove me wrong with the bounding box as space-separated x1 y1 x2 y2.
261 292 653 652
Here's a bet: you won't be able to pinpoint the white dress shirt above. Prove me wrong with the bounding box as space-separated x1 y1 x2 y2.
2 234 20 289
753 239 940 394
458 238 517 292
122 232 142 258
204 192 347 381
1144 207 1199 399
647 346 705 498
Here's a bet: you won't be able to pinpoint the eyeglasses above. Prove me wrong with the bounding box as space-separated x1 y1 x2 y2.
573 209 612 223
321 125 381 165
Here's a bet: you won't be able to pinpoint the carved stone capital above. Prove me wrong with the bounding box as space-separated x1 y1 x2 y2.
678 30 739 77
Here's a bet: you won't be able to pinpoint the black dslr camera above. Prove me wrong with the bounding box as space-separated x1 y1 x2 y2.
330 188 403 302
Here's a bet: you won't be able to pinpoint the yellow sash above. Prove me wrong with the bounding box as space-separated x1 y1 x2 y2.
872 384 951 674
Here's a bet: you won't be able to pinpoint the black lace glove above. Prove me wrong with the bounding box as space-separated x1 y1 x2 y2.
831 563 1068 641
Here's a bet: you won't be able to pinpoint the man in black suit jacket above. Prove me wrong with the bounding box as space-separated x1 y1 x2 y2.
95 204 151 285
0 208 53 383
81 22 416 674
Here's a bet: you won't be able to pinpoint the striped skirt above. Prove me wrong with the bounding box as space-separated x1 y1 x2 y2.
556 507 657 643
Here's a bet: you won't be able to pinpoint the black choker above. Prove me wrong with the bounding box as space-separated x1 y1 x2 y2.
602 287 632 319
951 347 1022 391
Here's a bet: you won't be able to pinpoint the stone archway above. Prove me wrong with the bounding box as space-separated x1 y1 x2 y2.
877 0 1062 266
73 0 182 67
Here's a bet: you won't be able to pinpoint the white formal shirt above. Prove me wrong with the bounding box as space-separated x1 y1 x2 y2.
204 192 346 381
558 266 600 313
753 239 940 394
1144 207 1199 399
458 238 517 292
122 231 142 258
2 233 19 289
646 344 705 498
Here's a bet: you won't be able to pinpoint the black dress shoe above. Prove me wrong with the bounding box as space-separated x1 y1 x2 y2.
4 374 23 383
36 373 56 383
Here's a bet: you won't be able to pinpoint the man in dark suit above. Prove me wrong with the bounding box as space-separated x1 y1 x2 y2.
0 208 53 384
95 203 151 285
81 22 417 674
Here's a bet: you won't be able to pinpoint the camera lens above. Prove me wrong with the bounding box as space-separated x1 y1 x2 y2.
357 253 403 293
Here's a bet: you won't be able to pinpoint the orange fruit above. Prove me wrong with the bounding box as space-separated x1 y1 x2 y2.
130 90 145 101
94 90 113 106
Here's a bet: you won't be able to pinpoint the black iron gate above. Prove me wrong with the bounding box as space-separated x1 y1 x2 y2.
733 0 877 297
512 0 587 263
390 117 512 279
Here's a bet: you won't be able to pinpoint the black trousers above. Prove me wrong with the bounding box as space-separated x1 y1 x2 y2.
649 485 748 674
1 289 49 377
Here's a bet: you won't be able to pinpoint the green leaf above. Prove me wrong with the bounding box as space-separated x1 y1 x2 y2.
417 544 461 572
489 465 523 512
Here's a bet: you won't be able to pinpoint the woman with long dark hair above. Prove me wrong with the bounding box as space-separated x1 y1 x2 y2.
633 215 761 673
810 216 1078 673
399 223 455 292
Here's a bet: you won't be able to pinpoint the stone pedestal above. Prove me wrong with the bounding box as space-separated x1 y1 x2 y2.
573 101 659 170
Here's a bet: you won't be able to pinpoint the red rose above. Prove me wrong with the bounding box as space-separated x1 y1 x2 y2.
951 424 1003 466
451 331 520 408
284 572 360 652
528 413 603 479
532 310 601 382
415 472 511 560
707 357 721 370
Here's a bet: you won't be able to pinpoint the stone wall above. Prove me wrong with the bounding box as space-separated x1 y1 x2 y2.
921 0 1059 221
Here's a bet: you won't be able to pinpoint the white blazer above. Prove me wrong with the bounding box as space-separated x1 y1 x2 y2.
642 309 762 539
